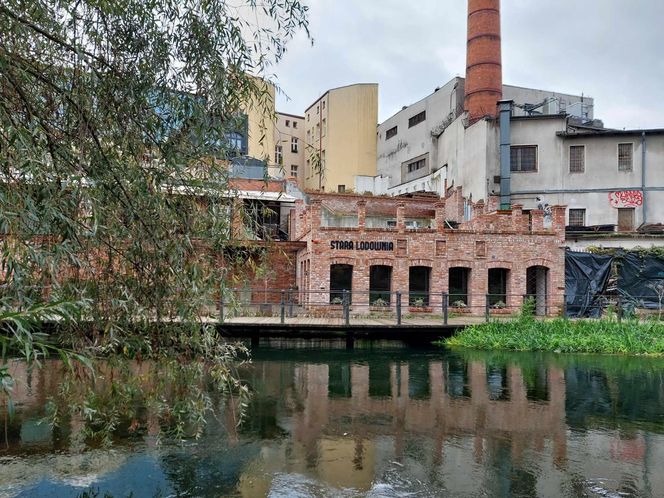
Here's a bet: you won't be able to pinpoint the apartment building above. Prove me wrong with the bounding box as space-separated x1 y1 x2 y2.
274 112 305 186
302 84 378 193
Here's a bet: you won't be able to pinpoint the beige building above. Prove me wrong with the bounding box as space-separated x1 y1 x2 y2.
303 84 378 192
243 78 277 165
273 112 305 185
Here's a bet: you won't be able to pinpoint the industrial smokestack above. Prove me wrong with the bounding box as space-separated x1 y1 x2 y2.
464 0 503 124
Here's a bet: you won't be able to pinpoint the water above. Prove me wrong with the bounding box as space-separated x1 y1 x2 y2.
3 339 664 497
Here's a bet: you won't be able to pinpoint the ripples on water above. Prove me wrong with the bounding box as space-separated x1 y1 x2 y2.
2 338 664 497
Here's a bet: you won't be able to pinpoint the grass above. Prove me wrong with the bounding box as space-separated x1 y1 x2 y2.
442 305 664 356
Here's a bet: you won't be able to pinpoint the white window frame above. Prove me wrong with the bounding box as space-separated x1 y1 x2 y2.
617 142 634 172
275 144 283 165
291 137 299 153
569 144 586 173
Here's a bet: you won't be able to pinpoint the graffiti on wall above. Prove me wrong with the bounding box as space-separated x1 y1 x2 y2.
609 190 643 208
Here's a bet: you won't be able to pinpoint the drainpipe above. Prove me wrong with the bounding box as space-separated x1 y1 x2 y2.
641 131 648 225
498 100 513 210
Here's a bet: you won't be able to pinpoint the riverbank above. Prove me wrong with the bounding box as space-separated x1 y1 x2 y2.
443 318 664 356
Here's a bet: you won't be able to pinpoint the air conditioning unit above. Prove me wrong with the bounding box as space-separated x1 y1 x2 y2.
493 175 501 184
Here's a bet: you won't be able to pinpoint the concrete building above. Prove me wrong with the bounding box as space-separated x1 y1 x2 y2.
244 78 277 165
374 77 593 197
274 112 305 186
366 0 662 249
303 84 378 193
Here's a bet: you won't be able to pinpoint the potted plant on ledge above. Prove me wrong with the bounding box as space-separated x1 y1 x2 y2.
490 300 512 315
409 297 432 313
451 300 470 314
370 297 390 312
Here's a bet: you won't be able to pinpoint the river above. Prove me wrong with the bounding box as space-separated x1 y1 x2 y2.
2 339 664 497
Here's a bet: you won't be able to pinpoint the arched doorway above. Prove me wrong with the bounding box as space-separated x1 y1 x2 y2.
526 266 549 316
449 267 471 306
488 268 510 307
369 265 392 305
409 266 431 306
330 264 353 303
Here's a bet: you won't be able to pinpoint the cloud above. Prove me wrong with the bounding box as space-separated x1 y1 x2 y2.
273 0 664 129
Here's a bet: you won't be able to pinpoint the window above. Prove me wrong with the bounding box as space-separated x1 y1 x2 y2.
386 126 398 140
370 265 392 305
337 185 345 193
285 119 291 127
510 145 538 172
290 165 298 178
291 137 299 153
274 145 283 165
408 110 426 128
316 105 319 114
618 208 635 231
618 143 633 172
307 113 310 122
322 101 326 110
449 267 470 306
293 121 298 129
568 208 586 227
409 266 431 306
330 264 353 303
306 130 311 143
569 145 585 173
226 132 244 153
322 118 327 137
488 268 509 306
407 158 426 173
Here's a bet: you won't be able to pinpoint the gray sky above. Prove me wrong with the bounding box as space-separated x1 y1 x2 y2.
273 0 664 130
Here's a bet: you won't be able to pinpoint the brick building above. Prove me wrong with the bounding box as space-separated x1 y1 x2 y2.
291 190 566 316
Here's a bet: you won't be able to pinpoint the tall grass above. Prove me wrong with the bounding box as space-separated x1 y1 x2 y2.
444 303 664 356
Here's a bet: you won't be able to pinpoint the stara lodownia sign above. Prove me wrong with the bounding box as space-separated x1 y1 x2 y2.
329 240 394 251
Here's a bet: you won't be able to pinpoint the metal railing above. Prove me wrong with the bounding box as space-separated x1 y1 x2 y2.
218 287 664 326
217 289 569 326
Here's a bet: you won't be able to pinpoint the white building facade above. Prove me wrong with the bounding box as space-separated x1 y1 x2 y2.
369 77 663 246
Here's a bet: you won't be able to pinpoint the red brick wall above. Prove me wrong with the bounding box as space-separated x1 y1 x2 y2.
465 0 502 123
223 241 304 303
295 192 566 316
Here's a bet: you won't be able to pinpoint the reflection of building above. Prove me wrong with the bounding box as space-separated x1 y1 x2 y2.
302 84 378 193
291 190 565 315
236 355 569 495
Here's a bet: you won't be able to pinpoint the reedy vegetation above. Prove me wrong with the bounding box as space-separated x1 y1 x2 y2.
0 0 309 438
445 299 664 356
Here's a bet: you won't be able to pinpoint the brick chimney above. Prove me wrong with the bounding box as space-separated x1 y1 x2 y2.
464 0 503 124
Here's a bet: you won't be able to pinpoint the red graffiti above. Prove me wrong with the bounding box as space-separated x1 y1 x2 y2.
609 190 643 208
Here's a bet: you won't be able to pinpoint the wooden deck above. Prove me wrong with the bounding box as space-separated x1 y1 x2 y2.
221 315 496 327
215 315 514 341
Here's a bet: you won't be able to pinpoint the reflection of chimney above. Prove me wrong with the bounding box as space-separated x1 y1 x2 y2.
464 0 503 124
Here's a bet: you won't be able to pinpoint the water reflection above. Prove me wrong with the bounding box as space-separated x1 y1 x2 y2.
2 340 664 497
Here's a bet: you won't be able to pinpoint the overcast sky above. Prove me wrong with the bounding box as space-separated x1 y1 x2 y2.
272 0 664 130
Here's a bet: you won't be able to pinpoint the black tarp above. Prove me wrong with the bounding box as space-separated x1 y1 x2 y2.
618 253 664 309
565 251 614 318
